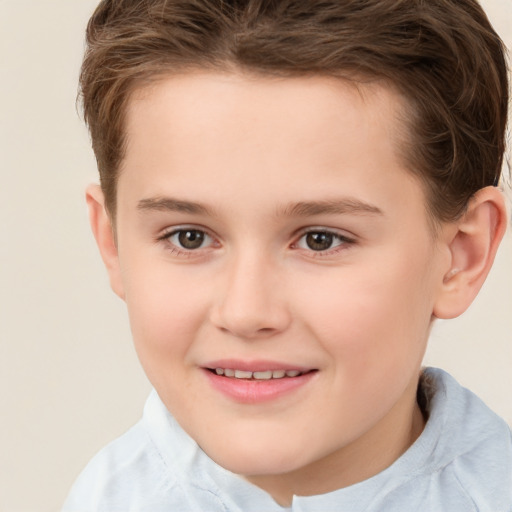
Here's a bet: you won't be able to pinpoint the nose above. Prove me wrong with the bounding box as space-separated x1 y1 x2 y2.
210 251 291 340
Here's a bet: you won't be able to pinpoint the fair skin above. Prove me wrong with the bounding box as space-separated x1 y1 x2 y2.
88 72 506 506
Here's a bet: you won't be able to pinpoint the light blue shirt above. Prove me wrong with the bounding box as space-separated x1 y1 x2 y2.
63 368 512 511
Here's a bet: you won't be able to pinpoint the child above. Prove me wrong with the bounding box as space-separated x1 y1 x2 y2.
63 0 512 510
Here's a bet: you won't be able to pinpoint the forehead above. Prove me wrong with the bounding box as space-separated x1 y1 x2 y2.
125 72 406 160
119 72 427 227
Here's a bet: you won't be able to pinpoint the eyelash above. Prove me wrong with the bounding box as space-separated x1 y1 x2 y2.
293 229 356 257
156 226 217 257
156 227 356 257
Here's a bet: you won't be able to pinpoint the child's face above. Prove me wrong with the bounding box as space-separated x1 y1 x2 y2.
109 73 451 495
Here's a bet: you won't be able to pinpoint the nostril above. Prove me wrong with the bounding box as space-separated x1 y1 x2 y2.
213 293 291 333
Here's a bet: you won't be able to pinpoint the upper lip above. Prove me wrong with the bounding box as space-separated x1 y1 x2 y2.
202 359 314 373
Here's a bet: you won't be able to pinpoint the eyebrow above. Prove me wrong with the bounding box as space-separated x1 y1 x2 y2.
137 196 383 219
137 197 214 216
280 198 383 217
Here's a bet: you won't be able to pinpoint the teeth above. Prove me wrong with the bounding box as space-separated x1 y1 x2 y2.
234 370 253 379
253 370 273 380
213 368 305 380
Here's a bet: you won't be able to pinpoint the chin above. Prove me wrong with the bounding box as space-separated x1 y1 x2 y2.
204 440 308 477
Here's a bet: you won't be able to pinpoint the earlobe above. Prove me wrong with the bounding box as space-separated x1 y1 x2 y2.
86 184 125 300
433 186 507 319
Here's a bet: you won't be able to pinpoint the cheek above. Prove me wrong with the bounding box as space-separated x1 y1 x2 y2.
295 252 434 371
121 260 211 363
123 268 213 411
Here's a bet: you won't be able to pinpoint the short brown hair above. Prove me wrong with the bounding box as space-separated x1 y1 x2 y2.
80 0 509 222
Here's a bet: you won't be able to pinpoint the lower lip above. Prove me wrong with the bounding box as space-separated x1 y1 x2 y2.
203 369 317 404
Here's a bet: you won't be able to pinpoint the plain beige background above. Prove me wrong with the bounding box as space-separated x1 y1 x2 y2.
0 1 510 511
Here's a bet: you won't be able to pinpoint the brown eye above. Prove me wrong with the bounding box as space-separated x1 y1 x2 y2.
162 228 216 254
305 232 334 251
161 229 210 251
296 230 354 254
177 230 205 249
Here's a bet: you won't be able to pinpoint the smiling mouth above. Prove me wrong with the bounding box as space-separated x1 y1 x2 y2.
204 365 318 402
208 368 316 380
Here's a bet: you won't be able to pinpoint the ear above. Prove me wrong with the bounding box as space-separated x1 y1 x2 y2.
86 184 125 300
433 186 508 319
